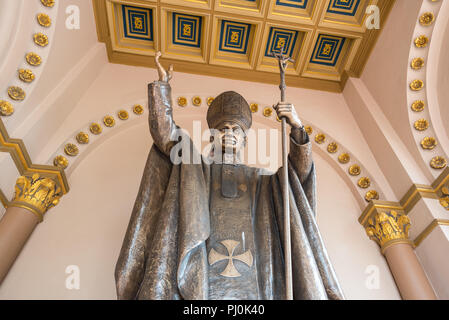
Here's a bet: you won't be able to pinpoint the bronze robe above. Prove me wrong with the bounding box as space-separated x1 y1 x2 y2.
115 82 344 300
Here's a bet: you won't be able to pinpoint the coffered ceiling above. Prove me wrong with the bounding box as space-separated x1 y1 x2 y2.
93 0 394 92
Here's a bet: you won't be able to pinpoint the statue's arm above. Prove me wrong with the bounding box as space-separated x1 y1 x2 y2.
288 127 313 184
149 51 178 157
148 81 178 157
274 102 313 184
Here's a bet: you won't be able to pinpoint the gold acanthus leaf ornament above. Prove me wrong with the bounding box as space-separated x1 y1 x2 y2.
10 173 62 222
365 211 411 250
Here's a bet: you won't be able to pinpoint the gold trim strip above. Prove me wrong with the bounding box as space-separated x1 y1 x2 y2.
8 203 44 223
413 219 449 247
0 118 69 195
0 189 8 209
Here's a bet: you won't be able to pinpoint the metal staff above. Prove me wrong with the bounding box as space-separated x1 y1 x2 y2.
273 53 294 300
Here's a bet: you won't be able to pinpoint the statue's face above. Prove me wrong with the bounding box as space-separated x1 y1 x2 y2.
215 121 246 154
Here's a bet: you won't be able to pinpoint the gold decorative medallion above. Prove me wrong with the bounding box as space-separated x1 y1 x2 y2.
315 133 326 144
26 52 42 66
365 190 379 202
103 115 115 127
41 0 55 7
192 96 202 106
133 104 144 115
411 100 425 112
421 137 437 150
76 132 89 144
349 165 361 176
419 12 435 26
250 103 258 113
430 156 447 170
304 126 313 135
0 100 14 116
18 69 35 83
64 143 79 157
414 119 429 131
338 153 350 164
37 13 51 27
207 97 215 106
410 80 424 91
358 177 371 189
8 86 26 101
33 33 49 47
411 58 425 70
327 142 338 153
263 107 273 117
90 123 102 135
414 35 429 48
177 97 187 107
118 110 129 120
53 155 68 169
440 187 449 210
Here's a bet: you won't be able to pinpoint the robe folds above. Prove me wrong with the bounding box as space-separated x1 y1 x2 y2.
115 133 345 300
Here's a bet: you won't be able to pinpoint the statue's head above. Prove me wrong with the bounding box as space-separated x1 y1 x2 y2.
207 91 252 154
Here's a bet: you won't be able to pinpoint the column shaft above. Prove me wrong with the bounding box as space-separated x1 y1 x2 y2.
0 207 39 284
384 243 437 300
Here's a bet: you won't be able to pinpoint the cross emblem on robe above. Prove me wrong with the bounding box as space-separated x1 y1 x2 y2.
208 240 253 278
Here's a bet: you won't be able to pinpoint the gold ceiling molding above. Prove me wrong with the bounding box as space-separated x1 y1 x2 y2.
0 119 69 209
92 0 395 93
359 167 449 247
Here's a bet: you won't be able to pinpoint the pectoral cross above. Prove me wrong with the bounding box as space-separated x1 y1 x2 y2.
208 240 253 278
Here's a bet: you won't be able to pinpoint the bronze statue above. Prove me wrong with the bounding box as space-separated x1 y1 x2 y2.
115 52 344 300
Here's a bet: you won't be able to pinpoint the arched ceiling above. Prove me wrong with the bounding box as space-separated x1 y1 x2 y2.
93 0 395 92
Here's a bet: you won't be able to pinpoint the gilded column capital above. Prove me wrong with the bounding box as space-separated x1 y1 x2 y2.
365 210 412 254
9 174 62 222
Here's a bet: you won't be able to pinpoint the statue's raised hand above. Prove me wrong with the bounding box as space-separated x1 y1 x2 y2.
155 51 173 83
